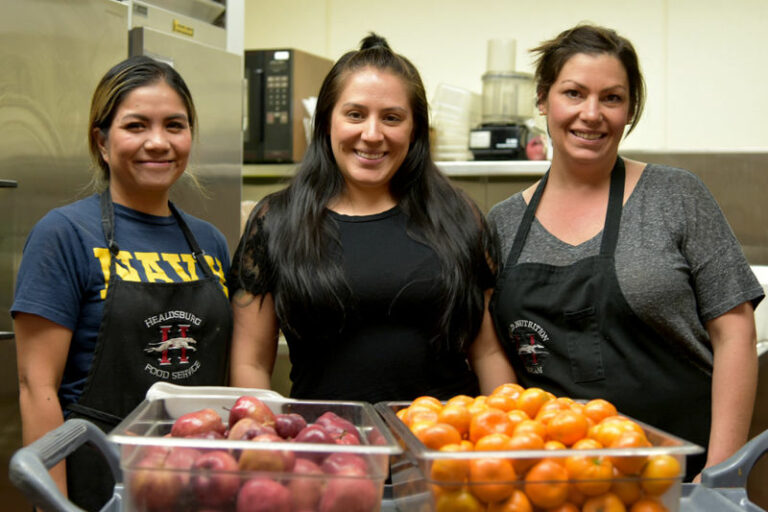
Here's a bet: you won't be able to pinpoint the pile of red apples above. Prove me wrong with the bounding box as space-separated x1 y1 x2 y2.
127 395 381 512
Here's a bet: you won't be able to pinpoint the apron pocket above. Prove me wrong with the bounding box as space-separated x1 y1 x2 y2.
564 307 606 383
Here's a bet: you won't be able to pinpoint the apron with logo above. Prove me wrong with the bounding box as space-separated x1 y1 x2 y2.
490 158 710 480
65 190 232 509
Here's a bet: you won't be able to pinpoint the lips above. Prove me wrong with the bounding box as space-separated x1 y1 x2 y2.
572 131 604 141
354 150 385 160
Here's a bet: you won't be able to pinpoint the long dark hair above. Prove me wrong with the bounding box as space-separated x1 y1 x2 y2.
235 34 494 352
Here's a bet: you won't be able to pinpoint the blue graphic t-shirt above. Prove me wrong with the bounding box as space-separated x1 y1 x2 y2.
11 193 230 410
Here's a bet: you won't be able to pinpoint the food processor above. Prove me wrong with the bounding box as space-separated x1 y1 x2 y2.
470 38 540 160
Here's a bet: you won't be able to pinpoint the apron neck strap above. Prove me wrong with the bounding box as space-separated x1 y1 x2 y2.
99 188 215 279
507 157 626 264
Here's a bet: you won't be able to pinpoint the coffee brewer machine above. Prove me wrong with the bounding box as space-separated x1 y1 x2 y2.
469 39 538 160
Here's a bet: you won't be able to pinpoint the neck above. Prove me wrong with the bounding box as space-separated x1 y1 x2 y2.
549 150 618 189
328 187 396 216
110 188 171 216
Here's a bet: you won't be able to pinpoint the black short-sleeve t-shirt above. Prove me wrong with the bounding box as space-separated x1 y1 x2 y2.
233 205 480 402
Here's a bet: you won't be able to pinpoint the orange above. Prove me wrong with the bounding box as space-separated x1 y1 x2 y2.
446 394 475 408
469 408 515 443
430 443 471 489
589 417 641 448
564 454 613 496
492 383 525 399
609 431 651 475
407 408 440 427
507 432 545 473
487 489 533 512
640 454 680 496
396 407 408 422
416 422 463 450
546 410 589 446
475 432 513 451
438 404 472 439
507 409 530 431
546 503 580 512
582 492 627 512
516 387 553 418
572 438 604 450
544 440 567 451
610 467 642 506
468 457 517 503
629 497 669 512
410 419 437 440
583 399 618 424
523 458 569 509
412 395 444 412
535 399 569 425
487 393 518 412
435 487 485 512
468 395 489 416
512 419 547 440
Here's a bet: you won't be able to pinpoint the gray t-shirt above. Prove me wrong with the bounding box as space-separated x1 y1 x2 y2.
487 163 764 372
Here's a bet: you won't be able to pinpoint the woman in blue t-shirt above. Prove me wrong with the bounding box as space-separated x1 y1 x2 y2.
229 34 514 403
12 56 232 510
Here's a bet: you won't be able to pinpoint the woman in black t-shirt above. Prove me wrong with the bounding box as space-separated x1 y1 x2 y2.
229 34 514 402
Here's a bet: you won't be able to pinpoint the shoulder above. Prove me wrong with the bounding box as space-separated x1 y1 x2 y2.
487 192 526 227
639 163 712 197
28 195 101 240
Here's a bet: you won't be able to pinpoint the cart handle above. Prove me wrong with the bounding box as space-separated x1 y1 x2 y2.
701 428 768 488
9 418 122 512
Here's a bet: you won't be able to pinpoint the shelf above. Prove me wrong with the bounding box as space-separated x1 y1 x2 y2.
242 160 549 180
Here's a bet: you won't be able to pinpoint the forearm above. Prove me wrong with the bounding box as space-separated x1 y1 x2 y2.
230 362 273 390
19 383 67 497
469 291 517 394
707 337 757 467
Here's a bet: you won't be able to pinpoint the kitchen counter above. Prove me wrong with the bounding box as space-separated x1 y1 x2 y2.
242 161 549 213
242 160 549 179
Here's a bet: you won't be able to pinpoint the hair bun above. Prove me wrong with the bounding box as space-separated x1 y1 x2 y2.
359 32 391 51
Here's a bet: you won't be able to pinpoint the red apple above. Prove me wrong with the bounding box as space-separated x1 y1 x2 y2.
229 395 277 429
318 471 378 512
288 458 325 511
171 408 226 438
293 424 336 463
129 446 200 510
314 412 361 444
192 450 241 507
237 477 291 512
321 453 368 476
274 413 307 440
228 417 278 441
238 433 295 472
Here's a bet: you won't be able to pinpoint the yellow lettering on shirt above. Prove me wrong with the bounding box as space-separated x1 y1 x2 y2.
135 252 174 283
162 253 194 281
92 249 228 298
204 254 229 298
93 248 142 299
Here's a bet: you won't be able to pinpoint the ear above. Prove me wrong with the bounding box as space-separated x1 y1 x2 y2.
536 94 547 116
93 128 109 163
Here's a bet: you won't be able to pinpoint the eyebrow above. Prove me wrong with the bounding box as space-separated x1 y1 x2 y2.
119 113 189 122
559 79 627 93
339 102 409 113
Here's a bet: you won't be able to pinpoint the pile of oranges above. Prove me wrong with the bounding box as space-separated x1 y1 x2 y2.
395 383 682 512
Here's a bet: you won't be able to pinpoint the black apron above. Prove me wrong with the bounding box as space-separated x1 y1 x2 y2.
65 190 232 510
490 158 710 481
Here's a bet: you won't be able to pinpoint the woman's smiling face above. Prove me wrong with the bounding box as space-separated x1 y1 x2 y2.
96 80 191 209
329 66 414 197
540 52 631 169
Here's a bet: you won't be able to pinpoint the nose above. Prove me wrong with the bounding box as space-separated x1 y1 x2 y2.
360 118 384 143
144 127 171 151
580 96 602 123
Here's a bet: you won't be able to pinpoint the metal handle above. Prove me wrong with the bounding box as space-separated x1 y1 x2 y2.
0 179 18 187
9 419 122 512
701 428 768 488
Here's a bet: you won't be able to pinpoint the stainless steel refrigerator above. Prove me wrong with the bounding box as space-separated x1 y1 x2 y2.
0 1 242 507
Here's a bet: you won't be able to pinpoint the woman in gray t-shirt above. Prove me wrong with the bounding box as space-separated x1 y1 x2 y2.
487 24 763 480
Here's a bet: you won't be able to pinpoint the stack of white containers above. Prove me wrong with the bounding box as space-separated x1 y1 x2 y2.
431 83 481 161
